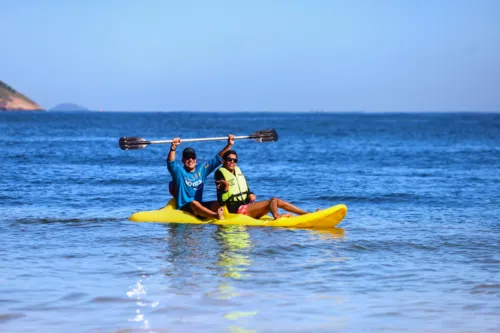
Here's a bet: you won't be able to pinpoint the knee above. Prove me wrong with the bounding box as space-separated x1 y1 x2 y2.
269 197 278 205
190 200 201 208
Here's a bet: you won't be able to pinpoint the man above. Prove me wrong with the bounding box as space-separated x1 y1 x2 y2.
214 150 313 219
167 134 235 220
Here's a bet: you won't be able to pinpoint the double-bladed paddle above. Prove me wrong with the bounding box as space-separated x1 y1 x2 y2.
119 129 278 150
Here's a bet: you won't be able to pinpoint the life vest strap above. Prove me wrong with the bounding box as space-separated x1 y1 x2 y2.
227 190 251 203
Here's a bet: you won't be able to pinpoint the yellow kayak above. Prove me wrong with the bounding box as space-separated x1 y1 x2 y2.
129 199 347 229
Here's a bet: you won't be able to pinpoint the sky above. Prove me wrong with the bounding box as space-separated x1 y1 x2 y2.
2 0 500 111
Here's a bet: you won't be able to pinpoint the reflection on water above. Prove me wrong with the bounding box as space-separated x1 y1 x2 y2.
214 225 258 332
215 225 253 280
121 224 347 331
305 227 345 240
227 325 258 333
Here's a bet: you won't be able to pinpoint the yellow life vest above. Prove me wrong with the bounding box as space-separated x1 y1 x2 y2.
219 166 250 204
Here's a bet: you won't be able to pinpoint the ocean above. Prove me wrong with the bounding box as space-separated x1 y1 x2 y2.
0 111 499 333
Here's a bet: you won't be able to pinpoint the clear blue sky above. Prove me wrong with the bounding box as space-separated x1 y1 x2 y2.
3 0 499 111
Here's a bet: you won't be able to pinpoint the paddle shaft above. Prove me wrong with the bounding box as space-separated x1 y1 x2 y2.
147 135 256 145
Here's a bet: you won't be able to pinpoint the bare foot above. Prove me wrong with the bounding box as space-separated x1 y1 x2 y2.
216 207 225 220
275 213 293 219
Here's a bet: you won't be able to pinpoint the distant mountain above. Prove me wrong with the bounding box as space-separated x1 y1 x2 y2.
0 80 43 111
50 103 90 111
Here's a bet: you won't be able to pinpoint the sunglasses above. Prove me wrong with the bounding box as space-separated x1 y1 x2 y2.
225 157 238 163
184 156 196 160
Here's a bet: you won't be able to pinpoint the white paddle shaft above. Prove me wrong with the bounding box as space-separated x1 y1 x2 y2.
149 135 251 144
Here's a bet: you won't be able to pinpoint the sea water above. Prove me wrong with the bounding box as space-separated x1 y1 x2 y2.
0 111 499 332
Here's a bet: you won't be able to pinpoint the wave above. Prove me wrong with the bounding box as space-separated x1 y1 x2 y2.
14 217 123 224
315 193 421 203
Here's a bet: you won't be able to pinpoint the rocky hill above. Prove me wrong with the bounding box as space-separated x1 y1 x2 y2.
0 80 43 111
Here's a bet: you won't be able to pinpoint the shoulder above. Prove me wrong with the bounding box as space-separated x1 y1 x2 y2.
197 162 211 171
214 168 223 178
234 166 244 174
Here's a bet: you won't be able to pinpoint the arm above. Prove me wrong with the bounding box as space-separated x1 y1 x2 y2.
214 169 230 204
167 137 181 162
218 134 235 158
203 134 234 176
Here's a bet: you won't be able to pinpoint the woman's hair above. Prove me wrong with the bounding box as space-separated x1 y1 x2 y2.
222 150 237 160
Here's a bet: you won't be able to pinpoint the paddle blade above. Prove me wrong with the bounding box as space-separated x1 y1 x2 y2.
249 129 278 142
119 137 150 150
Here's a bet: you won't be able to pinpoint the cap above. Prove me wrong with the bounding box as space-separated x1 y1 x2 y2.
182 147 197 159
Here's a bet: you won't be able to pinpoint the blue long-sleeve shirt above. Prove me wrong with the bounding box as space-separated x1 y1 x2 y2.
167 154 222 209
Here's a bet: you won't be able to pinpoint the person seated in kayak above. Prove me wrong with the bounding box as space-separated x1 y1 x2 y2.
214 150 312 219
167 134 235 220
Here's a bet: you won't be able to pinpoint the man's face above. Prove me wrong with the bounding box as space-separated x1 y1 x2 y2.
182 155 197 170
223 154 238 172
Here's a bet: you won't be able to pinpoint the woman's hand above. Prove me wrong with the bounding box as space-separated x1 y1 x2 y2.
227 134 235 146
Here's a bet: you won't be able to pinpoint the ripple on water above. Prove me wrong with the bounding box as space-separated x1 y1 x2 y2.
0 313 25 322
470 283 500 295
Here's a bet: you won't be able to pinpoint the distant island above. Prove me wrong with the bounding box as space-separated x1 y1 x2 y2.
0 80 44 111
50 103 90 112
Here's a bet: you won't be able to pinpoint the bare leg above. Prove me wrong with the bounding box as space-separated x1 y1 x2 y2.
245 198 311 220
246 200 272 219
206 201 225 220
275 198 309 215
189 200 224 220
268 198 280 219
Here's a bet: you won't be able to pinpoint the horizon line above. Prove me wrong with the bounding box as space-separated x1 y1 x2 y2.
42 109 500 113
